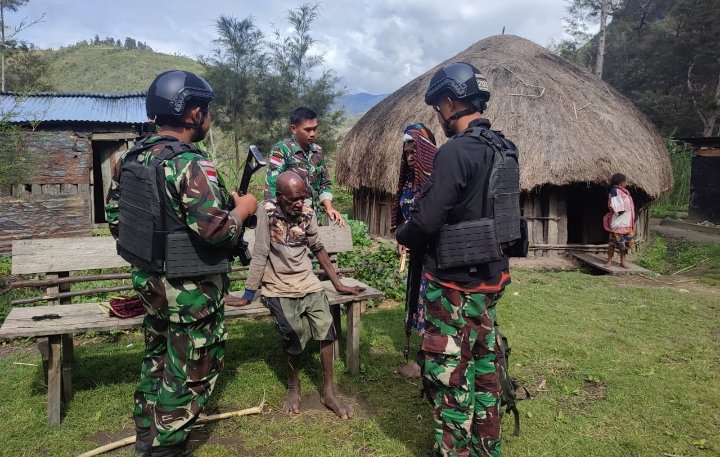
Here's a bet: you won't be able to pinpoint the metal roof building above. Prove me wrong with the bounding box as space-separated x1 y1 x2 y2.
0 92 151 252
0 92 148 124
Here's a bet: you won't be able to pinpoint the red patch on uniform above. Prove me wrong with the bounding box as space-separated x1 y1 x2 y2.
205 169 217 182
269 155 283 167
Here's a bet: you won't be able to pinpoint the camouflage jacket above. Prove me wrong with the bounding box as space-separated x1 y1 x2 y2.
105 135 241 323
263 136 333 214
245 200 324 297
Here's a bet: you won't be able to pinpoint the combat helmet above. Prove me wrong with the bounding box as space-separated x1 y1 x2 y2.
146 70 215 120
425 62 490 112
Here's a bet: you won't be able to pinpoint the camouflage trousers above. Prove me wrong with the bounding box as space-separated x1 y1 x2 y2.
421 279 502 457
133 307 226 447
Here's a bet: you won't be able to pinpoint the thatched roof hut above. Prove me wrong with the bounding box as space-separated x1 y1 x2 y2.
336 35 672 251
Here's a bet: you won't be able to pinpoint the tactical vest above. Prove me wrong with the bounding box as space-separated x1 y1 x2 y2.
464 126 522 246
435 126 526 269
116 139 231 277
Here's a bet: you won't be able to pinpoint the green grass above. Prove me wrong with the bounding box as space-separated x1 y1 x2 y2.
1 269 719 456
637 236 720 285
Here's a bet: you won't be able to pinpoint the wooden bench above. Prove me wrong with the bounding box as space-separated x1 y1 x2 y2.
1 226 383 425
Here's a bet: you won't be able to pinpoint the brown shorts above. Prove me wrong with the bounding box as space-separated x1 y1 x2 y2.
261 291 337 355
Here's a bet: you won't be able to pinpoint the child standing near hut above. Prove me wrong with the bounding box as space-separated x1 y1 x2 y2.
603 173 636 268
391 123 438 379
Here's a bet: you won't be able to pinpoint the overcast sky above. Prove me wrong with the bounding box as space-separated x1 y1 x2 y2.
9 0 569 94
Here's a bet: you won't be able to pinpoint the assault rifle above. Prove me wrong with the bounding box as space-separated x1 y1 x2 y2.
403 246 425 362
230 145 266 265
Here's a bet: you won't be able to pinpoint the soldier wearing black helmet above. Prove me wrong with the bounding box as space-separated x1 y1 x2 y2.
396 62 518 457
105 70 257 457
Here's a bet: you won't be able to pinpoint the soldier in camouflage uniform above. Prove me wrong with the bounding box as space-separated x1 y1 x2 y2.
234 171 362 419
264 106 345 226
105 70 257 457
396 63 515 456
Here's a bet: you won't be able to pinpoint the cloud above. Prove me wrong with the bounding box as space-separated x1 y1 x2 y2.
7 0 567 94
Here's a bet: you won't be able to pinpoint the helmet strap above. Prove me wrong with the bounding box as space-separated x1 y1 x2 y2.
441 106 476 136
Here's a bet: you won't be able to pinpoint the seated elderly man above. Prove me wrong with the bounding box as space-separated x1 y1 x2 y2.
232 171 362 419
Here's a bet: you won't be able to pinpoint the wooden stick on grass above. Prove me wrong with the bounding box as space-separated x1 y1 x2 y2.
77 399 265 457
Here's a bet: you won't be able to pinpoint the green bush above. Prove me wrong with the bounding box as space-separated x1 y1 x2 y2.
339 220 405 300
652 136 692 217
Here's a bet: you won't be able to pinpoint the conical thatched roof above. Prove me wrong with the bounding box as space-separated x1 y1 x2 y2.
336 35 672 198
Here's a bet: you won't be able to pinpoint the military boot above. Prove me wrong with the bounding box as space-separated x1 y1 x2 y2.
150 441 193 457
134 427 152 457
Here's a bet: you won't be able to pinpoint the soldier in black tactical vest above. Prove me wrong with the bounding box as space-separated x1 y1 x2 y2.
395 62 522 457
105 70 257 457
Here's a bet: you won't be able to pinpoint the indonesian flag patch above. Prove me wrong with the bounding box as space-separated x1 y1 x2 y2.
269 153 283 168
205 168 217 182
199 160 217 182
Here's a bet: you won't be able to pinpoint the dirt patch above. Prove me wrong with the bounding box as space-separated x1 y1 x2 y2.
509 256 579 271
85 428 135 456
650 218 720 244
0 340 37 359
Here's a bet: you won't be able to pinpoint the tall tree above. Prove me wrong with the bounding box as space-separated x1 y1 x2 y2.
559 0 622 76
202 15 268 175
603 0 720 136
0 0 44 91
267 3 344 153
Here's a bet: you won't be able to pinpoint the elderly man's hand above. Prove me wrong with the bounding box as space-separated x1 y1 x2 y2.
335 284 365 295
326 207 345 227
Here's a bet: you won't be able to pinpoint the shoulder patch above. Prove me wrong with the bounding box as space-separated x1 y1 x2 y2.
197 158 217 182
269 151 284 169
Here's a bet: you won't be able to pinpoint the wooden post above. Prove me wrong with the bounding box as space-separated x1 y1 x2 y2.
346 301 362 375
331 305 342 361
48 334 62 426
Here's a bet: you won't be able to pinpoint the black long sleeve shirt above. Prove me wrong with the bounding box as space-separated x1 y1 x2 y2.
395 118 509 287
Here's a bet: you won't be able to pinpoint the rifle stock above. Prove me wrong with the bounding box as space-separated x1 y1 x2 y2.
230 145 266 265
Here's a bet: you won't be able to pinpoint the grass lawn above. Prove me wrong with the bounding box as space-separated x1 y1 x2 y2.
1 268 719 457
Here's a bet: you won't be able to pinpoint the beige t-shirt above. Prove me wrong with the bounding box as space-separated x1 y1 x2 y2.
245 201 324 297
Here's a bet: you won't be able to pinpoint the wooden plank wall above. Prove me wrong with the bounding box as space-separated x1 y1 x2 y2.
0 193 91 252
352 187 393 237
0 130 93 253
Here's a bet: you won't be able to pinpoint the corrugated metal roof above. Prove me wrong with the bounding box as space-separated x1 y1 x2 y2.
0 92 149 124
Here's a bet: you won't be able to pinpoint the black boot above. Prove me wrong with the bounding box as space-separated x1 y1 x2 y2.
151 441 193 457
134 427 152 457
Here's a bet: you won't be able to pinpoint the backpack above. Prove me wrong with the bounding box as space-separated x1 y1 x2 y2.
494 323 531 436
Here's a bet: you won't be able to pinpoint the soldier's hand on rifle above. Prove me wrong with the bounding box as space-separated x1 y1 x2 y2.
335 284 365 295
230 191 258 222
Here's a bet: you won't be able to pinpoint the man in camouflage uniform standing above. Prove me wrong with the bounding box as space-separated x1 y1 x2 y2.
105 70 257 457
264 106 345 225
396 63 514 457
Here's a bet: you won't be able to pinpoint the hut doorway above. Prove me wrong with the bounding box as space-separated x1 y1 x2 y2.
566 183 608 244
91 138 127 224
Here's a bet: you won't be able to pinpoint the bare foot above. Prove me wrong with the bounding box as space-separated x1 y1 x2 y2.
620 262 629 269
397 362 421 379
283 383 302 415
321 386 353 419
604 260 613 267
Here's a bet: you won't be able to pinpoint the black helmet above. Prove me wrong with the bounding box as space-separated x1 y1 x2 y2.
146 70 215 119
424 62 490 110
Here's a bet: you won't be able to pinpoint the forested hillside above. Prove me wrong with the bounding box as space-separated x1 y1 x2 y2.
40 45 203 93
556 0 720 137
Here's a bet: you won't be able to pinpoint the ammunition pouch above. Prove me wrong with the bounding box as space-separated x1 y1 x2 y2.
164 232 230 278
436 218 502 269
